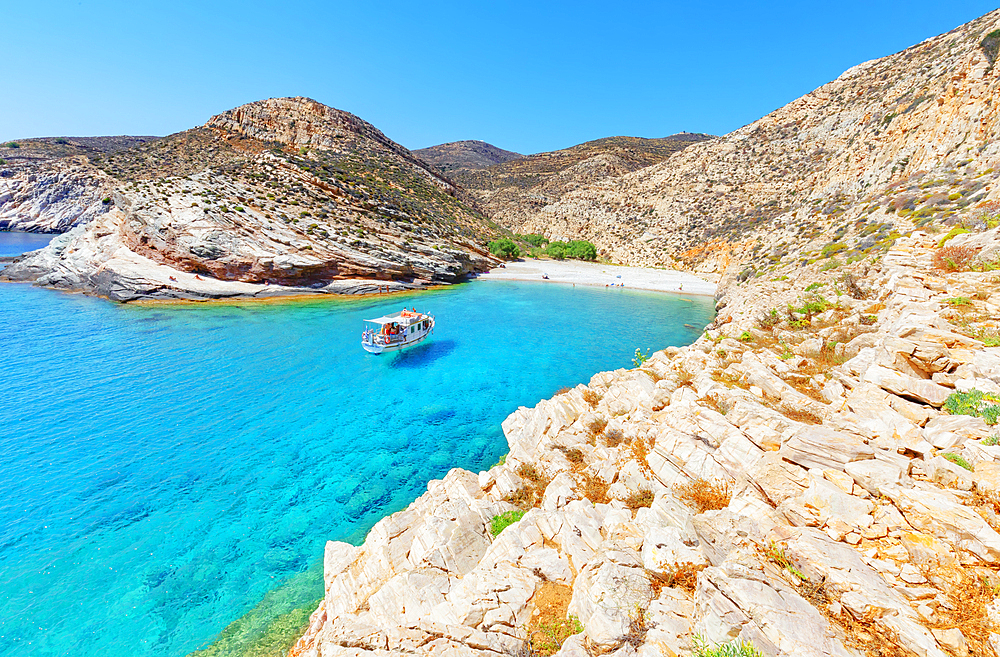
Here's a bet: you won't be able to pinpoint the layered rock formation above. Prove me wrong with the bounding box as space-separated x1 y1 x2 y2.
499 11 1000 279
1 99 501 301
282 10 1000 657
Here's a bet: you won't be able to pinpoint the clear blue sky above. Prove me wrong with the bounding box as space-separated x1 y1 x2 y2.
3 1 997 153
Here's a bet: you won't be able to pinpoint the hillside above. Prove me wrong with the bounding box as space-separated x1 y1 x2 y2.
413 140 522 174
452 134 713 240
1 98 503 301
514 13 1000 278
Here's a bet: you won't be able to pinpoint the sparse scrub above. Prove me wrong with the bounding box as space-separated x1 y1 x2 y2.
653 561 706 593
603 427 625 447
933 244 979 271
945 389 1000 425
674 478 731 513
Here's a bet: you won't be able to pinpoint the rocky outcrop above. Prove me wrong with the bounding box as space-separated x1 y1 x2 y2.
286 227 1000 657
2 98 502 300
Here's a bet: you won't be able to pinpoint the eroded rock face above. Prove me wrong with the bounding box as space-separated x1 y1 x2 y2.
2 98 501 300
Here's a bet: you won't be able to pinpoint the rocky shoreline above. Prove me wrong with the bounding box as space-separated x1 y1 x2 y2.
284 227 1000 657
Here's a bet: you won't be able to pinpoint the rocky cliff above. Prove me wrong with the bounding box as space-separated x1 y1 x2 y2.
1 98 502 301
282 10 1000 657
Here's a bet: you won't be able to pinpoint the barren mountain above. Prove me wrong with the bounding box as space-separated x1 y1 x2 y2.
2 98 503 301
413 140 522 174
453 134 713 236
515 13 1000 276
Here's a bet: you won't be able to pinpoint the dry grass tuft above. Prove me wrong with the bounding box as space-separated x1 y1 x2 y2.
581 473 610 505
625 489 655 510
927 569 1000 657
504 463 552 510
587 416 608 436
582 388 602 407
673 478 732 513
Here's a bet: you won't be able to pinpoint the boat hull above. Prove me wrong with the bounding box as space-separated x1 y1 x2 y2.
362 332 432 354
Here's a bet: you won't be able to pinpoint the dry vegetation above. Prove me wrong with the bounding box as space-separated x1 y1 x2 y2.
673 478 732 514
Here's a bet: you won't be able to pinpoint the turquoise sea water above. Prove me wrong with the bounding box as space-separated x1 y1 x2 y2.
0 236 714 657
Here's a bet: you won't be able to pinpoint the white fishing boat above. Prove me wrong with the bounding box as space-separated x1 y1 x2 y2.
361 308 435 354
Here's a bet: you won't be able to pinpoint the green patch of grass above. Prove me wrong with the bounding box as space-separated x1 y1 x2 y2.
805 282 825 292
944 297 972 306
945 389 1000 425
983 435 1000 447
693 635 764 657
938 226 970 247
941 452 972 471
489 509 525 537
739 331 753 342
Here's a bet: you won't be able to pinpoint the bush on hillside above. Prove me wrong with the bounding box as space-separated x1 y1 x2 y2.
488 238 520 259
519 233 549 247
542 240 597 261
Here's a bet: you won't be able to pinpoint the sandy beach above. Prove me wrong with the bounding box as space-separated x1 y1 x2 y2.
475 259 717 296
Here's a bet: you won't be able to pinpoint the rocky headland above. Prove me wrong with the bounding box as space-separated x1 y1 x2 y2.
280 10 1000 657
1 99 503 301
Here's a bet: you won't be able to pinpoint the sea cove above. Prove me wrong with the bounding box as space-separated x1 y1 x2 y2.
0 265 714 657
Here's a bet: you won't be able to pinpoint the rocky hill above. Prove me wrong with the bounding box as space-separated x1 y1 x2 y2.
1 98 503 301
453 134 712 241
281 10 1000 657
413 140 523 175
511 13 1000 278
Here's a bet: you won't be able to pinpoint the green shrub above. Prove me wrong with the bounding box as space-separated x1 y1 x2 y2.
945 389 1000 425
519 233 549 247
632 347 650 367
4 142 20 149
489 510 525 537
488 238 520 259
983 435 1000 447
739 331 753 342
542 240 597 261
805 282 825 292
941 452 972 471
944 297 972 306
101 197 112 204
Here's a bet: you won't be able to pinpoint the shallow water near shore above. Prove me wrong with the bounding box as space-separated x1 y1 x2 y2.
0 244 714 657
